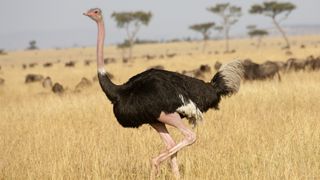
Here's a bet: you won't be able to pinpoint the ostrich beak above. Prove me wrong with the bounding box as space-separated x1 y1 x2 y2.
83 12 88 16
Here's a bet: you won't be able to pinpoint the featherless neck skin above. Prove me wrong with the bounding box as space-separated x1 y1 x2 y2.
92 14 119 103
97 20 106 74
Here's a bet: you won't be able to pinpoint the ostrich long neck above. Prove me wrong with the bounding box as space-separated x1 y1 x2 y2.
97 21 106 73
96 20 119 103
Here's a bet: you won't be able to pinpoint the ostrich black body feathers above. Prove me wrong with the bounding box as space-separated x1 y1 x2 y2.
98 61 243 128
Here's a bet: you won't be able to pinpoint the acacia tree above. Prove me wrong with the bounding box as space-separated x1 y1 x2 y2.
207 3 242 53
111 11 152 60
249 1 296 49
117 40 131 63
27 40 38 50
247 25 269 48
0 49 6 55
189 22 215 53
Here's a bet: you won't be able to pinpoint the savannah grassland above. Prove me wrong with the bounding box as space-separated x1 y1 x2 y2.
1 35 320 179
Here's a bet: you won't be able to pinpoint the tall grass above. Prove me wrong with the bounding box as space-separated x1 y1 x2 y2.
0 35 320 179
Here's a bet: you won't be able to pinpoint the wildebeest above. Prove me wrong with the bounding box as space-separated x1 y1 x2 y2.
193 64 211 78
214 61 222 71
65 61 75 67
230 49 236 54
29 63 38 68
158 55 165 59
285 51 293 56
25 74 44 83
84 60 92 66
122 58 129 63
43 62 53 67
143 54 157 60
52 83 64 94
242 59 281 81
305 56 320 71
75 77 92 90
42 77 53 88
166 53 176 58
284 58 306 72
148 65 165 70
0 78 4 85
199 64 211 72
104 57 116 64
182 64 211 79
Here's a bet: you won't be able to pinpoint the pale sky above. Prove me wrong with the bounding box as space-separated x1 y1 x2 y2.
0 0 319 50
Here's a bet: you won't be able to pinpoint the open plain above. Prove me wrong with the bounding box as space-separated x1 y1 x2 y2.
1 35 320 179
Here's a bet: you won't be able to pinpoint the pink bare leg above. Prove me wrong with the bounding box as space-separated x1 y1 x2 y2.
150 123 180 179
151 112 196 179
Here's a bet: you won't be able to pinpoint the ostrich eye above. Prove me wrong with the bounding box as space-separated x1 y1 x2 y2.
94 11 98 14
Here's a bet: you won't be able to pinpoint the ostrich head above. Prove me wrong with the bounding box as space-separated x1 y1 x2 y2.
83 8 103 22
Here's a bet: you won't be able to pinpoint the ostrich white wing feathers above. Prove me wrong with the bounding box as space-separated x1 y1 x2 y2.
176 94 203 127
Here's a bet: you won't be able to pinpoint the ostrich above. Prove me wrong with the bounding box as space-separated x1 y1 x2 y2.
83 8 243 179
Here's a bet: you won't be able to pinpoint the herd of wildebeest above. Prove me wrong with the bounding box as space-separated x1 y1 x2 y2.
182 55 320 81
0 54 319 95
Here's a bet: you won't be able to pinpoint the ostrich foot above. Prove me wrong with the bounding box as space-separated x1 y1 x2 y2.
170 161 180 179
150 158 160 180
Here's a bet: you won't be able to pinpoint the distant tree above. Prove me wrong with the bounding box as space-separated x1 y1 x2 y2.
27 40 38 50
189 22 215 52
117 40 132 62
111 11 152 60
214 26 223 32
0 49 7 55
212 26 224 39
249 1 296 49
246 25 257 30
207 3 242 53
247 26 269 48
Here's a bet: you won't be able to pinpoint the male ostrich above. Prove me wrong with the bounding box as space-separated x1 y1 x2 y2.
84 8 243 179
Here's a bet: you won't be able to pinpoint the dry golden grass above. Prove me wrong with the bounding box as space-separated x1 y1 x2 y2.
0 35 320 179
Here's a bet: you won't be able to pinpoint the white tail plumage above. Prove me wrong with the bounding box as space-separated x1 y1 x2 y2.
211 60 244 96
219 60 244 95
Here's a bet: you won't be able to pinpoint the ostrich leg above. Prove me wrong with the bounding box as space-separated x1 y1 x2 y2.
150 112 196 179
150 123 180 179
